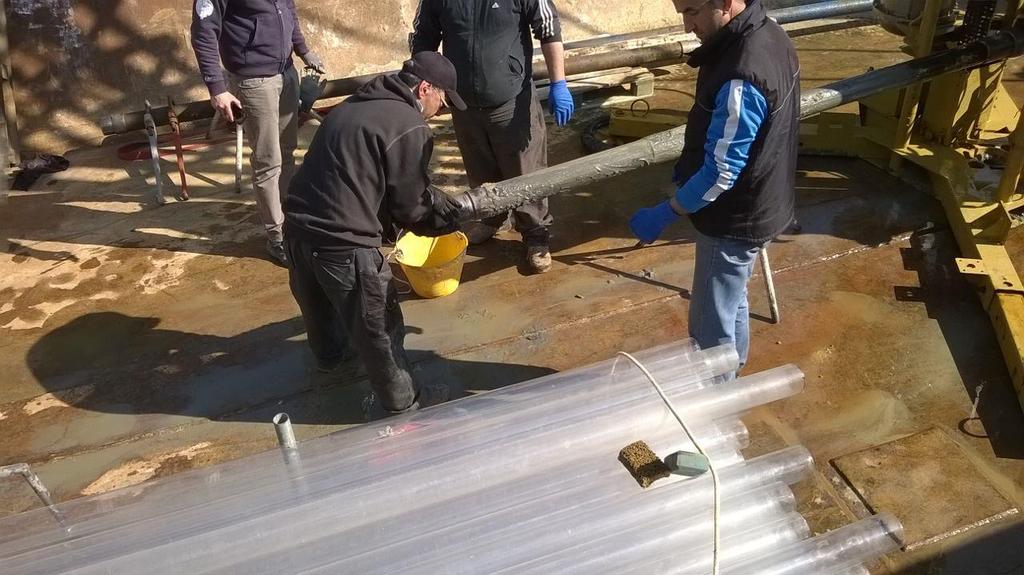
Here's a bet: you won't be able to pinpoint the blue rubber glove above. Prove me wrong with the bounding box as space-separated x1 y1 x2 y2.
629 201 680 244
548 80 575 126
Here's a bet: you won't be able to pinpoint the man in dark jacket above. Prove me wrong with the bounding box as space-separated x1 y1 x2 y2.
629 0 799 375
284 52 467 415
191 0 324 265
410 0 574 274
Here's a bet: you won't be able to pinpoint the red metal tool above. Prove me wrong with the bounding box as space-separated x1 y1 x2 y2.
167 97 189 201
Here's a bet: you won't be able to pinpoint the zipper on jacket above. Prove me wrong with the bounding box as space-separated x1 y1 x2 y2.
470 0 478 107
274 0 287 74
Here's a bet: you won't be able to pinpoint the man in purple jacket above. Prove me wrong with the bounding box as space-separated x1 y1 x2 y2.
190 0 324 265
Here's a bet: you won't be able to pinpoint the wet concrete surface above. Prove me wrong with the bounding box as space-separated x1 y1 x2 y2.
2 24 1024 573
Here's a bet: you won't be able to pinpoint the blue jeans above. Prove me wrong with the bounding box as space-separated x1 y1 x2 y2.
689 232 765 375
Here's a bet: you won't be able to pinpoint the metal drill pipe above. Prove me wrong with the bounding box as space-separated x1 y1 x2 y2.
770 0 871 23
453 28 1024 220
99 0 875 135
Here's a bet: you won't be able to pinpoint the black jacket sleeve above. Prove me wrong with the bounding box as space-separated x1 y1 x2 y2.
409 0 443 53
190 0 229 96
526 0 563 44
384 125 453 236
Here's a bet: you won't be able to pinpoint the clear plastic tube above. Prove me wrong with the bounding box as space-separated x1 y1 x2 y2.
830 567 871 575
726 513 903 575
3 359 775 573
0 349 814 575
413 513 812 575
239 447 812 575
0 341 723 552
0 343 727 554
495 482 798 575
626 512 813 575
38 430 745 575
212 422 751 574
66 367 802 574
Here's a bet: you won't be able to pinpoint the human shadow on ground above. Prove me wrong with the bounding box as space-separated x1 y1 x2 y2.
23 311 555 435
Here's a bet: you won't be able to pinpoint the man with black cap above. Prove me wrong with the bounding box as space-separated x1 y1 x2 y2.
283 51 467 416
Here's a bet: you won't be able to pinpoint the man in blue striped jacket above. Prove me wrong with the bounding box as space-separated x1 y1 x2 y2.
629 0 800 374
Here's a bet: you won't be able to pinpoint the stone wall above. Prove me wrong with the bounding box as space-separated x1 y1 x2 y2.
7 0 681 153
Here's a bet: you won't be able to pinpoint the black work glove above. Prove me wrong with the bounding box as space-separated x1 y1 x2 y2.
405 186 462 237
431 186 464 224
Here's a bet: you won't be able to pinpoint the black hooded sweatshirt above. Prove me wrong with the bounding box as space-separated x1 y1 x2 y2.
284 74 445 252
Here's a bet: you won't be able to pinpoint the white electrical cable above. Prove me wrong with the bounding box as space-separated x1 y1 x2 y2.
616 351 722 575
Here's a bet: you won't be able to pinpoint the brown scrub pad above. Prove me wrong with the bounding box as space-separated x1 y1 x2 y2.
619 440 671 488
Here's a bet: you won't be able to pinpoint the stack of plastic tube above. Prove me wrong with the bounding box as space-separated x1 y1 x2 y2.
0 339 903 574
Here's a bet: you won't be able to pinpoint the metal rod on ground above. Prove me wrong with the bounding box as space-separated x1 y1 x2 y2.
143 100 165 205
760 248 780 324
273 413 302 469
97 0 877 136
235 122 244 193
167 97 190 201
0 463 66 527
451 27 1024 221
273 413 298 450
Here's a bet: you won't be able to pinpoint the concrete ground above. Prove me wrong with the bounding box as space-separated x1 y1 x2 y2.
2 23 1024 573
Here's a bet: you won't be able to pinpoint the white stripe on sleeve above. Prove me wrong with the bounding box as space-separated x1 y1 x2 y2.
702 79 744 202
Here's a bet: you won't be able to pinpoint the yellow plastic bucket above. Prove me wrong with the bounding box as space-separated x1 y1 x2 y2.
393 231 469 298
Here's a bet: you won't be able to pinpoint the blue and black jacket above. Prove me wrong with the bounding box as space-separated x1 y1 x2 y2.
190 0 310 97
673 0 800 243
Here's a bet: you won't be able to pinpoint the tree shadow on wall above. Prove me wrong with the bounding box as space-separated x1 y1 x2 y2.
8 0 404 153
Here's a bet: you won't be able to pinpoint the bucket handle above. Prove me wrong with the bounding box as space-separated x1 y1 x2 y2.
386 230 413 296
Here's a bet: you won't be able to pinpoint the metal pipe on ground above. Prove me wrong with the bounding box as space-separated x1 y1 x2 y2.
452 27 1024 220
98 0 875 136
0 463 65 527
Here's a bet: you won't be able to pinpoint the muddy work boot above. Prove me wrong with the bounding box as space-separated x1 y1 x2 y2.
526 243 552 274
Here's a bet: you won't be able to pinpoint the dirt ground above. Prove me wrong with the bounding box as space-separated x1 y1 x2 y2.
2 22 1024 573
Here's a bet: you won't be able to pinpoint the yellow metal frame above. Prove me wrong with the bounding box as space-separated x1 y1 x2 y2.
797 1 1024 402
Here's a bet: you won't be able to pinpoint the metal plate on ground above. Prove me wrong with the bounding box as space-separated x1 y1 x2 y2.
830 427 1019 550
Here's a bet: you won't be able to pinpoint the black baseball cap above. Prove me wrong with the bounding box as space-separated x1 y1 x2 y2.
401 51 467 111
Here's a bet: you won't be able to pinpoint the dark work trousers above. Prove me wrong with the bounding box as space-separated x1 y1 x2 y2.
451 84 553 245
285 238 417 412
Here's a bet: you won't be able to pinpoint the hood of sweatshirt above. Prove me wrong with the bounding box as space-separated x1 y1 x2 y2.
349 73 423 113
